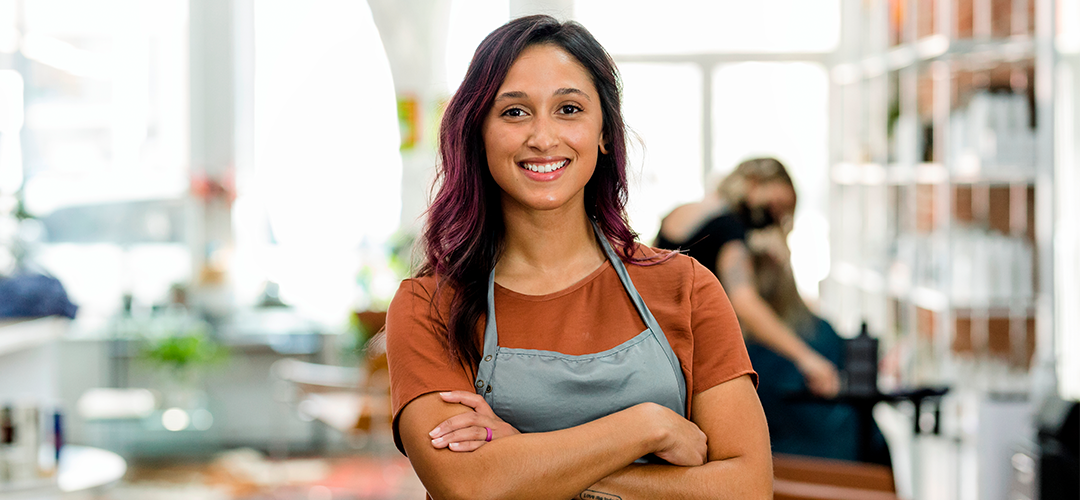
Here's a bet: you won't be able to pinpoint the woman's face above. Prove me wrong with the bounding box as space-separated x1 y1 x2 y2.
747 180 796 227
481 44 605 215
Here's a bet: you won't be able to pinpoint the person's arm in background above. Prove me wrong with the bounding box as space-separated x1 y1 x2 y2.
718 240 840 397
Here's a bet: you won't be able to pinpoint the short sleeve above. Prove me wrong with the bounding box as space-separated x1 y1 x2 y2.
688 258 758 393
385 278 477 454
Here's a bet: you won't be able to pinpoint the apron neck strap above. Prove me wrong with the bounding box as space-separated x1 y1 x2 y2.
483 219 660 356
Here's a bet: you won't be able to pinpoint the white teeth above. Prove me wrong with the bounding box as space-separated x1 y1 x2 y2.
521 160 568 173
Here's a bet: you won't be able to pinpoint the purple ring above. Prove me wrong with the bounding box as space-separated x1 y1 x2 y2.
485 427 492 442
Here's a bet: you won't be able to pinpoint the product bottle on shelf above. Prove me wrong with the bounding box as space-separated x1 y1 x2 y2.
14 406 37 481
1 405 13 483
35 405 56 478
51 409 63 469
846 322 880 396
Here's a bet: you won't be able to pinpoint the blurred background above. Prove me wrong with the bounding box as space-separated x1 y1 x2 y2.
0 0 1077 499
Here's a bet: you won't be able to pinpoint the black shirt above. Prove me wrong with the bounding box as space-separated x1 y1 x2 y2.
654 212 748 277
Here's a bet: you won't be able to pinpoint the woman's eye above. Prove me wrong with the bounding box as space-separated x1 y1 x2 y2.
502 108 526 118
559 105 582 115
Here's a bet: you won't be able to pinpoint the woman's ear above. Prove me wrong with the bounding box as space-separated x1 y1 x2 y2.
598 132 609 155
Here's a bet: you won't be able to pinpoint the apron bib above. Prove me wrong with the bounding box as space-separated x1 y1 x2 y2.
473 221 687 437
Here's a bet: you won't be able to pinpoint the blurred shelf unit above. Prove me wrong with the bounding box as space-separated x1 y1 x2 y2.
824 0 1069 394
0 317 68 358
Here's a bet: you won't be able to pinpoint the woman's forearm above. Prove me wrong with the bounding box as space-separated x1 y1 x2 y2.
576 457 772 500
576 377 773 500
401 398 696 500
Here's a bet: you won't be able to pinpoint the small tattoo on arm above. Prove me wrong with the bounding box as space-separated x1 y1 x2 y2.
721 249 753 290
580 490 622 500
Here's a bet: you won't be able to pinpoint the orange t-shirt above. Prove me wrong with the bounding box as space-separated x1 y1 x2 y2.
386 244 756 451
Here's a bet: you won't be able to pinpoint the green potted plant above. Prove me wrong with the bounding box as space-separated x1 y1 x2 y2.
140 324 228 410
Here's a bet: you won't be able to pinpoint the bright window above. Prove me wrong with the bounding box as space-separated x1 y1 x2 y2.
20 0 190 212
620 63 704 241
575 0 840 55
7 0 190 327
572 3 836 300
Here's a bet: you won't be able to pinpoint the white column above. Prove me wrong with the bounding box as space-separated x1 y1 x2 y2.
368 0 452 235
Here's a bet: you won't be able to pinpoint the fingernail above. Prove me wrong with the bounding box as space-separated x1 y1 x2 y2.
439 392 450 397
431 437 443 445
429 427 440 437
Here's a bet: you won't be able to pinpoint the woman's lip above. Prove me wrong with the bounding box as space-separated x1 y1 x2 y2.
517 158 569 170
517 159 569 182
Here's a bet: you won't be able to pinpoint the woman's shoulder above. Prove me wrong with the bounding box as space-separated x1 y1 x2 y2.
388 275 455 315
392 275 437 300
386 275 456 346
630 243 722 289
628 243 699 279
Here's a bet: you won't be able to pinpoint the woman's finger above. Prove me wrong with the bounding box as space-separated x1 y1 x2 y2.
431 426 491 449
429 411 483 439
431 436 485 452
439 391 495 415
447 440 485 452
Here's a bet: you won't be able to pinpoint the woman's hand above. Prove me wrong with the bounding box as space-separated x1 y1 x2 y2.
746 227 791 264
796 351 841 398
637 403 708 467
428 391 520 452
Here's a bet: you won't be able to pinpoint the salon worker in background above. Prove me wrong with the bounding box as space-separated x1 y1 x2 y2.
385 15 772 500
655 157 841 398
656 158 891 464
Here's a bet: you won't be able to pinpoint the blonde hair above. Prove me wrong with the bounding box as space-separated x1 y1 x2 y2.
751 244 815 337
717 157 796 206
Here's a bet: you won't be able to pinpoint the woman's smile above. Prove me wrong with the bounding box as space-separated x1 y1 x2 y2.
518 157 570 181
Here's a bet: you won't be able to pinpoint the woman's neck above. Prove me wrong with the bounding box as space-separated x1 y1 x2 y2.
495 204 606 295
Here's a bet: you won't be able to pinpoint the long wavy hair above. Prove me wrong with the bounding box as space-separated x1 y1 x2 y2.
750 243 815 337
416 15 638 370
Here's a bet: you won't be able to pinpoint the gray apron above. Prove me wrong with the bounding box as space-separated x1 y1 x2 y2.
474 222 688 439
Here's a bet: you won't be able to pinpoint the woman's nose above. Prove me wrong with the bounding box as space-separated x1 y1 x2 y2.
526 115 558 151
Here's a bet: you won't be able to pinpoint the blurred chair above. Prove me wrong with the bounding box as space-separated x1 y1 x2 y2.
773 453 899 500
270 311 391 449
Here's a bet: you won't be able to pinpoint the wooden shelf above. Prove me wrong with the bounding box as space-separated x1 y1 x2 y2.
831 162 1035 186
833 36 1037 84
829 1 1065 497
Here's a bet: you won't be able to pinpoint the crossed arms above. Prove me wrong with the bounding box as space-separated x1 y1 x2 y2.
396 373 771 500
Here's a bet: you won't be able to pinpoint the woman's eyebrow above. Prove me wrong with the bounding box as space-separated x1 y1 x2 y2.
494 91 527 102
554 87 591 101
494 88 592 102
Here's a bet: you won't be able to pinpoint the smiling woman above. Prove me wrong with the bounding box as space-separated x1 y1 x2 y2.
386 15 772 500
